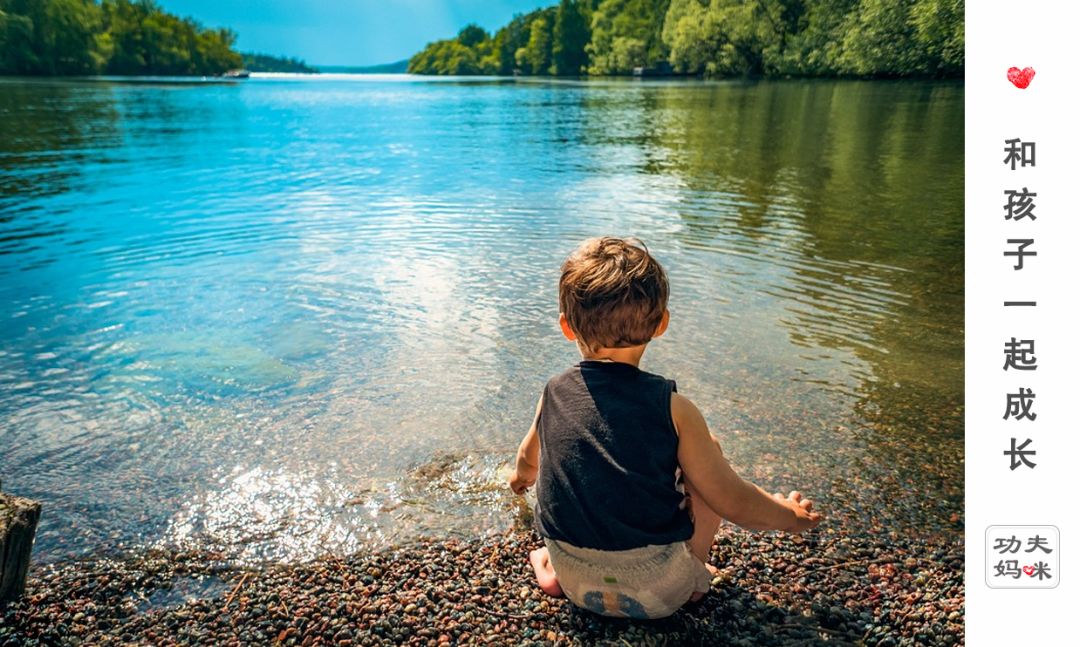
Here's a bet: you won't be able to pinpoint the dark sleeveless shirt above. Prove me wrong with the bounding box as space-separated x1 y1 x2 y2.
534 360 694 551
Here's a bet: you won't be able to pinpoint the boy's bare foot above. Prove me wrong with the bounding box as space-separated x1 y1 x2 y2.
529 547 563 597
689 562 720 602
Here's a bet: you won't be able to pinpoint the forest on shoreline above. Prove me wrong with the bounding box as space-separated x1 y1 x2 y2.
0 0 313 76
3 0 963 79
242 52 317 75
408 0 964 78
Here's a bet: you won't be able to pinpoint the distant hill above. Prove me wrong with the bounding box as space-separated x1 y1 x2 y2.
318 60 410 74
242 53 318 74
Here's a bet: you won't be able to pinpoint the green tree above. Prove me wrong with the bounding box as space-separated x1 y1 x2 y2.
838 0 921 75
408 38 487 75
409 19 502 74
588 0 669 74
0 8 37 73
97 0 239 75
551 0 590 75
195 27 241 73
662 0 722 75
910 0 963 76
490 10 546 74
457 23 499 74
408 0 963 78
241 52 316 74
775 0 857 75
837 0 966 77
0 0 102 75
516 14 552 75
662 0 797 76
661 0 963 78
457 23 488 48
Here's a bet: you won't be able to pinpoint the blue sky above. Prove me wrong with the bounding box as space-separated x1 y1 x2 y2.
158 1 551 67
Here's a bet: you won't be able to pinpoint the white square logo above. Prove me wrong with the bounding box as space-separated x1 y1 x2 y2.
986 525 1059 588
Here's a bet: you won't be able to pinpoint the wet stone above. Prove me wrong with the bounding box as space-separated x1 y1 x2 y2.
1 527 962 646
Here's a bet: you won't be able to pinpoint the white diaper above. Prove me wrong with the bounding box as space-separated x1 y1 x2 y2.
543 537 713 619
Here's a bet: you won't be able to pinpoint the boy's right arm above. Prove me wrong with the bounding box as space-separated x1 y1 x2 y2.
509 395 543 495
673 393 821 533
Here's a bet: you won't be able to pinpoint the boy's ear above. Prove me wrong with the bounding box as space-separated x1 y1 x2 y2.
653 309 670 339
559 313 577 341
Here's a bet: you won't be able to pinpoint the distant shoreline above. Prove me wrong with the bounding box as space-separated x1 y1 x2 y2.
318 60 410 74
1 73 964 83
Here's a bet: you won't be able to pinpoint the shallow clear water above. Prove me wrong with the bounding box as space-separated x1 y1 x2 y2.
0 75 963 562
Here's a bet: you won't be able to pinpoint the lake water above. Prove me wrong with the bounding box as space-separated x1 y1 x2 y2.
0 75 963 563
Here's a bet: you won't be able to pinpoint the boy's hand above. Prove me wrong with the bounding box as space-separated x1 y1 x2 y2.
509 469 536 495
510 395 543 496
772 490 822 532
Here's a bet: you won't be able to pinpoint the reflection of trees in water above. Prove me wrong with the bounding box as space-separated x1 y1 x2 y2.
649 81 962 434
576 81 964 534
0 80 121 205
652 81 964 535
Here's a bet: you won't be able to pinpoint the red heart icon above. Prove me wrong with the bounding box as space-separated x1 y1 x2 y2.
1008 67 1036 89
1022 565 1036 576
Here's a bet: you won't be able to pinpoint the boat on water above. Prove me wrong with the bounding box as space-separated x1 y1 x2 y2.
632 62 675 77
222 69 251 79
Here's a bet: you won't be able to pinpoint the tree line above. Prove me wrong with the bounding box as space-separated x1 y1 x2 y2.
408 0 963 77
1 0 242 76
242 52 317 74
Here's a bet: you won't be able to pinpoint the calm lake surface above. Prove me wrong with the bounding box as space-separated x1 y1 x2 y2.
0 75 963 562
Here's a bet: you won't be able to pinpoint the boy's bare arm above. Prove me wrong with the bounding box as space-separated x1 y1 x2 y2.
509 395 543 495
673 393 821 532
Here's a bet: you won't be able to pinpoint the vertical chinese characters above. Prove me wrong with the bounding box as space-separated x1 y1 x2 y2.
1002 139 1038 469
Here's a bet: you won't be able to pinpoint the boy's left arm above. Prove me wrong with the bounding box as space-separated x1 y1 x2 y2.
509 395 543 495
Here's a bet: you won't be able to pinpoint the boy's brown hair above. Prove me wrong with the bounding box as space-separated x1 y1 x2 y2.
559 237 669 351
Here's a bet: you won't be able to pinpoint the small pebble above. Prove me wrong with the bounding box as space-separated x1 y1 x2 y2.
0 527 963 645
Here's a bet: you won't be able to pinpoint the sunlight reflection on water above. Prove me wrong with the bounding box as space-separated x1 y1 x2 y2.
0 76 963 562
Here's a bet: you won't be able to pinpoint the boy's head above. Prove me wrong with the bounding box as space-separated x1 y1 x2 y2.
559 237 669 353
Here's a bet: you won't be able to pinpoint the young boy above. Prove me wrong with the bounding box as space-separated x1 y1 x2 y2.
509 237 822 620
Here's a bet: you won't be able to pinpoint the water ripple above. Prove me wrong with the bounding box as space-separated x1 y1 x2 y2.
0 76 964 561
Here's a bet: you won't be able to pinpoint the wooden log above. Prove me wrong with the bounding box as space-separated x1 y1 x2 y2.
0 490 42 603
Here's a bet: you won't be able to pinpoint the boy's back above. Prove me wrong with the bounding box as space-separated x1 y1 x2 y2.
509 236 821 619
535 359 692 551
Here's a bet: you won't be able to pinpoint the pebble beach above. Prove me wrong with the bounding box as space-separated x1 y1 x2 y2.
2 524 963 646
